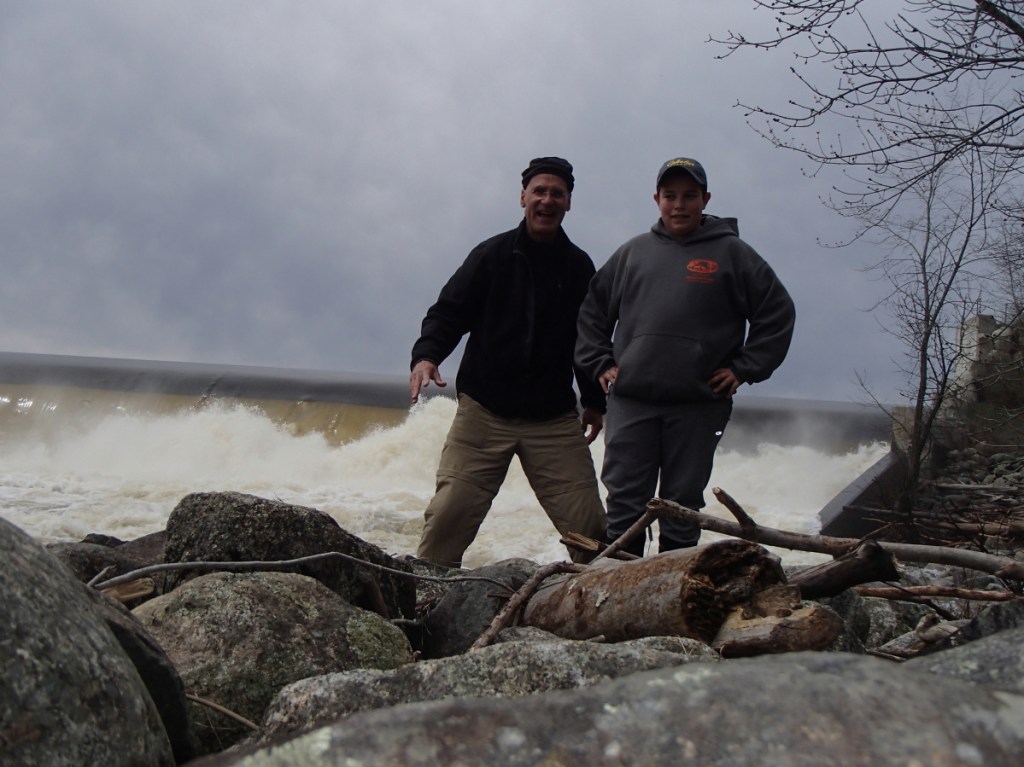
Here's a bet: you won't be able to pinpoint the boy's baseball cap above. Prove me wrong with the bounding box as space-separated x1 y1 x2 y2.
657 157 707 189
522 157 575 191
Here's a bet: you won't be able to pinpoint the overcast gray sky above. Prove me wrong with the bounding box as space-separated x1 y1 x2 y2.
0 1 907 404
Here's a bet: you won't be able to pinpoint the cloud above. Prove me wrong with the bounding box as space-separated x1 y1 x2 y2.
0 0 907 403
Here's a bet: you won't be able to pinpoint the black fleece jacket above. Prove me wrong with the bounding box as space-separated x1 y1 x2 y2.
411 220 605 419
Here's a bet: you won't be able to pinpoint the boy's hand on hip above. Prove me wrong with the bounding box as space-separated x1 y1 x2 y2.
599 366 619 395
708 368 740 397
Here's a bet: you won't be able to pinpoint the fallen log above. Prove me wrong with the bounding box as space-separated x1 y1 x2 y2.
521 539 785 644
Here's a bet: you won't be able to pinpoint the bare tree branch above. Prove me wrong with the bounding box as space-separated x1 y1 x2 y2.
712 1 1024 212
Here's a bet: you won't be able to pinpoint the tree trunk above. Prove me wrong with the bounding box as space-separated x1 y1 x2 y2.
521 539 785 644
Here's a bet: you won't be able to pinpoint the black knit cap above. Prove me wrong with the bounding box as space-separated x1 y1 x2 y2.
521 156 575 192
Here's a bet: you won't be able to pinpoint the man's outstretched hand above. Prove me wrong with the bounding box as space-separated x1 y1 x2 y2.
410 359 446 404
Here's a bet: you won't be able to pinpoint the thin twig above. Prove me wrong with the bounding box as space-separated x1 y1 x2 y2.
591 510 656 563
87 565 115 587
185 693 259 732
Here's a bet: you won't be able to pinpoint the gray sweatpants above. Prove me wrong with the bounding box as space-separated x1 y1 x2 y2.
601 394 732 555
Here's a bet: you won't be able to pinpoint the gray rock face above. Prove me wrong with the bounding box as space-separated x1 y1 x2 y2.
927 596 1024 649
0 517 174 767
133 570 413 756
194 652 1024 767
162 491 416 619
420 558 538 658
46 529 167 586
83 586 201 763
904 626 1024 694
820 589 929 652
260 634 718 742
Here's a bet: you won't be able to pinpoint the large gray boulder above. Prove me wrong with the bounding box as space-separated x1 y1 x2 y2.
259 634 718 742
0 517 174 767
189 651 1024 766
162 492 416 619
134 570 413 756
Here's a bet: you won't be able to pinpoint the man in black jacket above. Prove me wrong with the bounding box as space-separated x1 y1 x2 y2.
409 157 606 568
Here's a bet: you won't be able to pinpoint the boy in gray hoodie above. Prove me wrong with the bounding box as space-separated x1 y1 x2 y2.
575 157 796 555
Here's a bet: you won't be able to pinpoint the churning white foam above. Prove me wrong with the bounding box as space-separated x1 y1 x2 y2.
0 396 887 567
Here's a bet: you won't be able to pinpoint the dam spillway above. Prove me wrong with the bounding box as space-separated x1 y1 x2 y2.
0 351 891 453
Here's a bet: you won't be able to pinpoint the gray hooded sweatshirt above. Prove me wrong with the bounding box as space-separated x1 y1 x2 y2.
575 215 795 404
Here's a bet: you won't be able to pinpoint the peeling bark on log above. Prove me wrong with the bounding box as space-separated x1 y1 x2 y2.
521 540 785 644
711 585 844 658
787 541 899 600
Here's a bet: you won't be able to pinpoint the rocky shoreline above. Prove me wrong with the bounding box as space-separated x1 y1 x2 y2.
3 490 1024 766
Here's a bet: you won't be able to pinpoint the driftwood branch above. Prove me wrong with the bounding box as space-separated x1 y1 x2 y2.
786 541 899 599
648 493 1024 580
713 486 757 533
559 532 637 561
854 585 1020 602
933 482 1024 495
592 510 656 562
90 552 512 593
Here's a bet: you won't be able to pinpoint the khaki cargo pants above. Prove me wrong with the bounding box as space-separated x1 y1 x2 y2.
416 394 606 567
